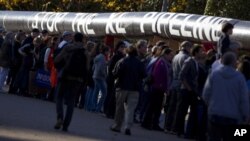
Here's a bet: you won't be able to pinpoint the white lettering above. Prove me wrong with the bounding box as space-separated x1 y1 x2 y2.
192 16 206 40
140 12 158 33
77 14 88 33
31 12 46 29
41 12 53 30
115 13 127 34
180 15 193 37
156 13 175 37
200 16 215 41
54 13 68 32
72 13 86 32
169 13 188 36
47 13 56 32
106 13 119 34
85 13 97 35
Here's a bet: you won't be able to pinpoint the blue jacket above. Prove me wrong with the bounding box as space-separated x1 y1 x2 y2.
203 66 249 123
93 53 107 80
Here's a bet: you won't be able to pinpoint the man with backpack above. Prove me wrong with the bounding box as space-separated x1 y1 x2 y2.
54 32 88 132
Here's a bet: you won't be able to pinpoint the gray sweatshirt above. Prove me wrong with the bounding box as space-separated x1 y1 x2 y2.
203 66 249 123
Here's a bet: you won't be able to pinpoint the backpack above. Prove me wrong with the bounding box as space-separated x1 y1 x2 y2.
61 48 87 81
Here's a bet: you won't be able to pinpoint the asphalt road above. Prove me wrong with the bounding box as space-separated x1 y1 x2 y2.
0 92 190 141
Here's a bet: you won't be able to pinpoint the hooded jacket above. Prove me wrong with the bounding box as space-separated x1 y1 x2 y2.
93 53 107 80
54 42 88 82
203 66 249 123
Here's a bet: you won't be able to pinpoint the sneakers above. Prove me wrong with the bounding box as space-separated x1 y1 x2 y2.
54 119 63 130
125 128 131 135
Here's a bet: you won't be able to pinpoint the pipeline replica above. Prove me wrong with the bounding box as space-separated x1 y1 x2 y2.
0 11 250 47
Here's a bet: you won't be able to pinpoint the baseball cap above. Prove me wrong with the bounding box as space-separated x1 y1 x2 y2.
62 31 72 37
123 40 132 48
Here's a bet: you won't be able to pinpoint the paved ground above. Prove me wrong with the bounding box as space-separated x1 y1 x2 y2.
0 92 190 141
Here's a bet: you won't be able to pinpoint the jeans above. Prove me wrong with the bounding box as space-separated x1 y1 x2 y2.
0 67 9 90
84 86 94 111
92 78 107 112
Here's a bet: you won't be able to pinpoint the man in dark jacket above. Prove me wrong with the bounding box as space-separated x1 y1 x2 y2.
54 33 88 132
110 46 145 135
104 41 126 118
8 31 26 93
0 32 14 92
165 41 192 133
21 28 40 46
174 45 204 137
217 22 234 57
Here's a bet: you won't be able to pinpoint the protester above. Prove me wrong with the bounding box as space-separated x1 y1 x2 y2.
164 41 192 133
173 45 203 137
110 46 145 135
84 41 97 111
0 32 14 92
203 52 249 141
54 33 88 132
8 31 26 94
217 22 234 57
44 36 59 101
92 44 109 113
142 47 174 131
104 41 127 118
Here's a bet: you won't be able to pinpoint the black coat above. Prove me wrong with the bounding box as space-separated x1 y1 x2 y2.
108 51 125 81
0 40 12 68
113 55 146 91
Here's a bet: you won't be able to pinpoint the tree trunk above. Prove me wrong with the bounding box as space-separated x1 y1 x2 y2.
161 0 168 11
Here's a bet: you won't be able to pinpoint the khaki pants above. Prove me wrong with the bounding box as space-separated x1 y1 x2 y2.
113 89 139 130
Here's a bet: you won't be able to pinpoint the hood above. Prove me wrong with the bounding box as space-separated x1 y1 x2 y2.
94 53 105 63
217 66 238 79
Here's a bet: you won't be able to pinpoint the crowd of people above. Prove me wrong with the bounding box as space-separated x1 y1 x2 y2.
0 21 249 141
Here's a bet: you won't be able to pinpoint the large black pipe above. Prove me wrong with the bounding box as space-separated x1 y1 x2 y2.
0 11 249 47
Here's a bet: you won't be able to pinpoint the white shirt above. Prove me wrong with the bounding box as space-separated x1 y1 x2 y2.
44 48 51 63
